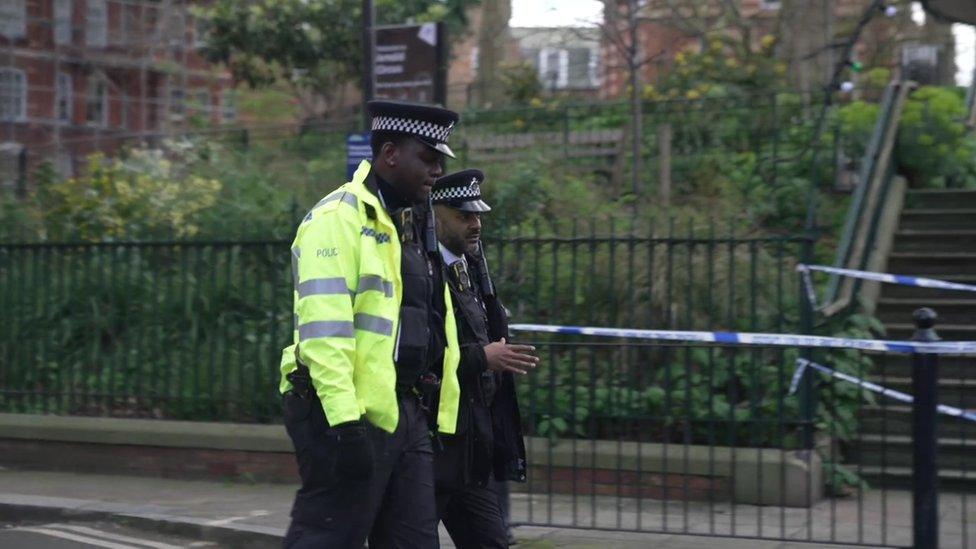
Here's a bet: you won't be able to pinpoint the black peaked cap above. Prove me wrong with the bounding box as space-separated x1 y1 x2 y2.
367 100 460 158
432 169 491 213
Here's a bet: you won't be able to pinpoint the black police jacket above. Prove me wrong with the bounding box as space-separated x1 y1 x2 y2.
367 174 447 390
435 251 527 490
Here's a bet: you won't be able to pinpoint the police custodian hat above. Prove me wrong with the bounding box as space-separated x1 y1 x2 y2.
431 169 491 213
367 100 460 158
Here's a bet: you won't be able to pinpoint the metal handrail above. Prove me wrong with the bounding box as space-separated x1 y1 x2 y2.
820 81 915 317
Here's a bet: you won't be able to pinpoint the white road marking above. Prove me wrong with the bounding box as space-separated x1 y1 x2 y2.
12 526 140 549
49 524 184 549
204 509 270 526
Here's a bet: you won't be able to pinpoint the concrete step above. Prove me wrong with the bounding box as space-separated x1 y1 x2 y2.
873 354 976 378
886 252 976 276
892 230 976 253
853 464 976 491
876 298 976 324
849 434 976 469
859 405 976 438
880 274 976 299
899 209 976 230
883 322 976 341
904 189 976 209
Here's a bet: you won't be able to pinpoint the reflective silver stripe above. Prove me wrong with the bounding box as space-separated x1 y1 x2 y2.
357 275 394 297
298 277 349 298
354 313 394 336
299 320 355 340
291 248 300 289
316 192 359 210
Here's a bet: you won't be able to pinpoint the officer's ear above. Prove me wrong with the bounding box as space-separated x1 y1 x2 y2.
379 141 399 168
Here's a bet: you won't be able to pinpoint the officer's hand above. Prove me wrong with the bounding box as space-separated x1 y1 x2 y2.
333 420 373 482
484 338 540 375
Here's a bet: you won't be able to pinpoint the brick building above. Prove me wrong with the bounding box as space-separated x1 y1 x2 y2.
0 0 233 193
599 0 950 100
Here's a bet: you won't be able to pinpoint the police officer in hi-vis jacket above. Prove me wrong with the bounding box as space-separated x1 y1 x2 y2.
279 100 465 548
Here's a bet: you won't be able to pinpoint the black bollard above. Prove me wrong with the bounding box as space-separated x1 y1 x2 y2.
911 307 940 549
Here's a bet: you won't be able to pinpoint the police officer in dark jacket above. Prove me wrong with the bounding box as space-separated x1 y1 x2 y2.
431 169 538 548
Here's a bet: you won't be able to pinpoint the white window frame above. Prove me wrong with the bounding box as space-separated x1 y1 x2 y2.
86 0 107 48
85 75 108 127
0 0 26 39
55 0 73 45
56 71 72 123
538 48 569 89
0 68 26 121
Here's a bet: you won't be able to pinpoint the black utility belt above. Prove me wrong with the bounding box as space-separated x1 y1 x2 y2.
396 371 441 398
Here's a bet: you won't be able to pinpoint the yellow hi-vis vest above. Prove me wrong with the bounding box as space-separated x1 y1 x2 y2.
279 160 462 434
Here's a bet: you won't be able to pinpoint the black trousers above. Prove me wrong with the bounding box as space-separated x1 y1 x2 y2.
436 481 507 549
282 393 439 549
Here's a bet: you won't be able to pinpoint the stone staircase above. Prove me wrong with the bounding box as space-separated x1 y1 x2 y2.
850 188 976 490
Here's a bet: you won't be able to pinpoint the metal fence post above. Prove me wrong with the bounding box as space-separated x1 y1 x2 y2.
911 307 940 549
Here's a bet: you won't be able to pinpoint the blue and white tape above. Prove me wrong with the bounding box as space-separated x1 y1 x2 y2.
790 358 976 423
798 264 976 310
509 323 976 355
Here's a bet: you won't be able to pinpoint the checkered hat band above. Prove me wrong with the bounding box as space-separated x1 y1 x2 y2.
432 184 480 202
371 116 453 142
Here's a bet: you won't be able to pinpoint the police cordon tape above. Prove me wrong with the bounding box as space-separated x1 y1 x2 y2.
507 323 976 355
796 263 976 310
789 358 976 423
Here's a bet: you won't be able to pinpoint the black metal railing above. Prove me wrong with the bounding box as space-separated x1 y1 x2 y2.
1 232 971 547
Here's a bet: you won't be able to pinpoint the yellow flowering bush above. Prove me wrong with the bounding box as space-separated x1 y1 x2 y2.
41 143 222 241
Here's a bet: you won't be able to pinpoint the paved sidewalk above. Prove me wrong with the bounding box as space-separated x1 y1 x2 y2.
0 469 970 548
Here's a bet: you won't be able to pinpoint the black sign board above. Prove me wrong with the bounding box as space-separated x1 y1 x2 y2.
372 22 447 104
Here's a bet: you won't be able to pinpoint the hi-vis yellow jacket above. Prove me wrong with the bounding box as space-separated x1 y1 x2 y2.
279 160 461 434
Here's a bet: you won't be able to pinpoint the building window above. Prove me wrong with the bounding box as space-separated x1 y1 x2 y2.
55 0 73 45
194 90 212 116
56 72 72 123
0 68 26 121
85 75 108 126
220 90 236 122
193 16 209 48
117 92 129 129
567 48 597 88
86 0 107 48
122 4 141 45
0 142 24 193
55 149 74 179
470 46 479 73
760 0 782 9
169 88 185 121
0 0 26 38
167 11 186 48
539 48 569 89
